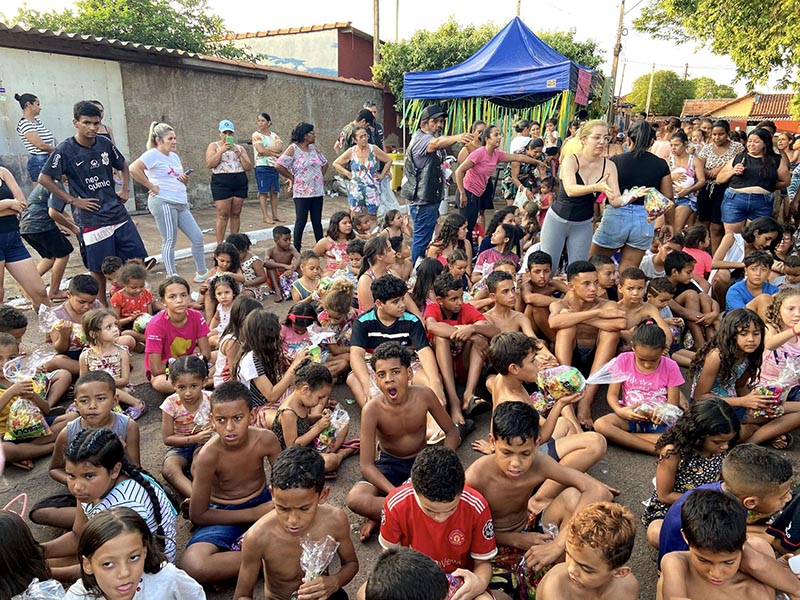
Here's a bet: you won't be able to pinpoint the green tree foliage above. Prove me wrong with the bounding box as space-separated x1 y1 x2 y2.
11 0 254 60
634 0 800 116
691 76 736 99
626 70 694 115
537 30 604 70
372 19 604 100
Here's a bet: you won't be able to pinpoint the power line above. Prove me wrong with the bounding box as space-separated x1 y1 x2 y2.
622 58 738 71
624 0 644 15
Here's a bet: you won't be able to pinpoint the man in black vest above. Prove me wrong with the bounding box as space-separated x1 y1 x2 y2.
402 105 473 264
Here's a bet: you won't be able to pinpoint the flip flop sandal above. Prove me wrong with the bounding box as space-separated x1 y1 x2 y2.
455 419 475 444
124 402 149 421
427 429 447 445
341 439 361 454
325 470 338 480
11 461 34 471
771 433 794 450
464 395 490 417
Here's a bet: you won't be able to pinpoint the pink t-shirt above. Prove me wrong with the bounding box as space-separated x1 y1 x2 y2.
464 147 506 196
614 351 684 407
144 309 210 375
280 324 311 360
683 247 712 278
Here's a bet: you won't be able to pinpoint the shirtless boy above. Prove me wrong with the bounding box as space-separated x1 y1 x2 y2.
549 261 627 428
234 446 358 600
520 251 566 343
659 490 774 600
665 250 719 349
537 502 639 600
465 402 612 600
484 271 537 337
180 380 282 584
346 342 459 541
264 225 301 302
616 267 672 349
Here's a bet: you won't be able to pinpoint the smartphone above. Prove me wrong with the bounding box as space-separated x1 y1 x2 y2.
184 169 195 175
226 135 235 146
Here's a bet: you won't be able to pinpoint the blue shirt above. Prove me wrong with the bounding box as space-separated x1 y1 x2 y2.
658 481 723 566
725 279 779 310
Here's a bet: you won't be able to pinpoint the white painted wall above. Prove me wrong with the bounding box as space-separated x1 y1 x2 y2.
0 47 129 160
231 29 338 77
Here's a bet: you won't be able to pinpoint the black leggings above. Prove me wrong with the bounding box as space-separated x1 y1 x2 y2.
293 196 324 250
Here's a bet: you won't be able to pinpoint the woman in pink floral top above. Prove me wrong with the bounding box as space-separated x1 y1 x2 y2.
276 122 328 251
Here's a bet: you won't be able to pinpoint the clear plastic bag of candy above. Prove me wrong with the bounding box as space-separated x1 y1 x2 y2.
631 399 683 428
643 188 674 222
133 313 153 333
10 578 65 600
3 348 56 382
37 305 62 334
585 356 630 386
290 533 339 599
4 398 52 441
537 365 586 400
749 357 800 419
315 403 350 452
618 186 648 207
530 390 555 417
307 325 336 363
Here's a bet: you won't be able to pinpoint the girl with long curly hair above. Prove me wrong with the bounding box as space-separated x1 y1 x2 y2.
641 398 740 547
426 213 472 272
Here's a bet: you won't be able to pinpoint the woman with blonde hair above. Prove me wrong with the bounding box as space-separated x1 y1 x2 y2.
540 119 622 265
130 122 207 280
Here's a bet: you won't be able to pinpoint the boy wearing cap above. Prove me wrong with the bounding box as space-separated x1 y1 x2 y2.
402 104 474 264
206 119 252 244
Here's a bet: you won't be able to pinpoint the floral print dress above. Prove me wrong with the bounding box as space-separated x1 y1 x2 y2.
277 144 327 198
348 145 380 214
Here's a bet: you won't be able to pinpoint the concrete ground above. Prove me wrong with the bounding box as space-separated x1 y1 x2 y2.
2 193 799 600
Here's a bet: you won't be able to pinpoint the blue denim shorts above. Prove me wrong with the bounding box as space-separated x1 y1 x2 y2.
592 204 654 251
721 189 773 224
0 229 31 263
26 154 49 183
255 165 280 194
187 485 273 549
674 194 697 212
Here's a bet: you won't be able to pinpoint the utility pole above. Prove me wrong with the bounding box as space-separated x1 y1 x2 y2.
684 63 689 80
395 0 399 42
373 0 380 65
607 0 625 122
645 62 655 116
517 0 522 16
618 59 627 100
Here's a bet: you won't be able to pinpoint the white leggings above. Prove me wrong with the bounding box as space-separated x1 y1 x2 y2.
539 209 593 268
147 195 206 276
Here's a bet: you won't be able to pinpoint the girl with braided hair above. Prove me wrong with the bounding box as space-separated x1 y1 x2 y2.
42 428 177 581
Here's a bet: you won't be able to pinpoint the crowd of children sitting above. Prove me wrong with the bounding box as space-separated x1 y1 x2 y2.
4 194 800 600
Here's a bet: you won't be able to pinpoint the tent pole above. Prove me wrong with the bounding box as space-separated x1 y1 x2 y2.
402 99 406 154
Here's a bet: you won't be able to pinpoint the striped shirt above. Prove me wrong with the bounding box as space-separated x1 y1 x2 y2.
82 476 177 560
16 117 54 155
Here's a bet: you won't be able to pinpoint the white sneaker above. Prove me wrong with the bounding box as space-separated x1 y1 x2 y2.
193 270 208 283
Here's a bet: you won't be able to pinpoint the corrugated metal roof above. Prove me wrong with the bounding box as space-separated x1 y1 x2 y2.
218 22 354 41
680 98 734 118
0 22 197 58
750 93 795 119
0 21 381 87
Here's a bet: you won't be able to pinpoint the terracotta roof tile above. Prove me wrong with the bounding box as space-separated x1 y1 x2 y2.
680 98 734 118
750 93 795 120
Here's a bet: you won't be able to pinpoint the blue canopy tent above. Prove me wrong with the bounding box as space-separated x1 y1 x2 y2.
401 17 601 136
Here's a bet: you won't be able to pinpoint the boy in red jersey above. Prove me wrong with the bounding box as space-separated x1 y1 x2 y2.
379 446 501 600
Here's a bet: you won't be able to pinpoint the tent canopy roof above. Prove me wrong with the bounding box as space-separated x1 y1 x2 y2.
403 17 589 102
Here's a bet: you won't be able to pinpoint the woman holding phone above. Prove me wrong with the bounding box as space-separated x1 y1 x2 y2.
130 122 207 280
205 119 252 244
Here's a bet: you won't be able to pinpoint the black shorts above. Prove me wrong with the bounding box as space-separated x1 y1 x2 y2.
572 345 596 376
479 179 495 211
22 230 73 259
211 172 249 200
696 182 727 225
374 450 415 488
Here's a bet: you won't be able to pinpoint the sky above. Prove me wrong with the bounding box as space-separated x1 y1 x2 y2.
3 0 759 96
